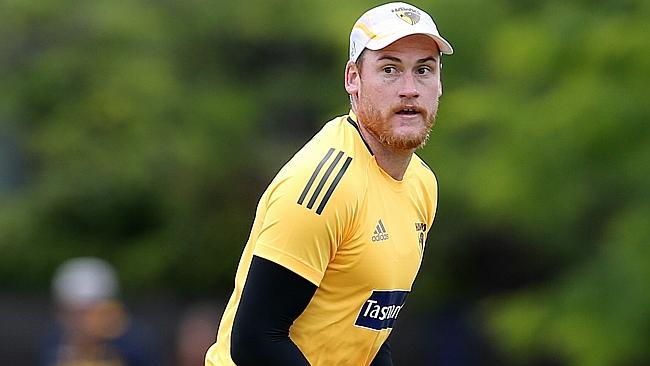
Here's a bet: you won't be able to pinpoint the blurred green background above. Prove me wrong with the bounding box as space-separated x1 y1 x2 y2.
1 0 649 365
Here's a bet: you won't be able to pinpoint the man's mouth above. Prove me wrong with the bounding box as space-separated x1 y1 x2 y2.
395 107 420 115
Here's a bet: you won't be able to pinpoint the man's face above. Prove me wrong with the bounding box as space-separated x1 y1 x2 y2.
347 34 442 151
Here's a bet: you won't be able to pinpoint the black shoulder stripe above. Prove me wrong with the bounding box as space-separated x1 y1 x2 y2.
297 148 353 215
307 150 344 209
297 148 334 205
316 156 352 215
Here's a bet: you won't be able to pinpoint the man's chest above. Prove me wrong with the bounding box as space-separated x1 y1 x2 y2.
327 188 429 290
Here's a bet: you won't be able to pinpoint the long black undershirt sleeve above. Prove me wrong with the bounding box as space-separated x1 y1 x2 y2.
231 255 394 365
230 255 317 366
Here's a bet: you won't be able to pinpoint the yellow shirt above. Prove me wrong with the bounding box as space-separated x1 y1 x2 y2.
205 112 438 366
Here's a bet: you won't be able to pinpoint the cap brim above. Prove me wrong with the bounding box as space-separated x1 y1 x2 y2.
366 31 454 55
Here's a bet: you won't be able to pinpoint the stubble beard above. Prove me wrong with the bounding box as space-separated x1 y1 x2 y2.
356 95 437 151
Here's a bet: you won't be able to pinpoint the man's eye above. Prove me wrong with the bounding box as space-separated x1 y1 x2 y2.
383 66 397 74
417 67 431 75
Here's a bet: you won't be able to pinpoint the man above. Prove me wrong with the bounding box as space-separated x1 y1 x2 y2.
43 257 156 366
205 2 453 365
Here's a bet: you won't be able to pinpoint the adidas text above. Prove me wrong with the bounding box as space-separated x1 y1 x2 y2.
372 233 389 242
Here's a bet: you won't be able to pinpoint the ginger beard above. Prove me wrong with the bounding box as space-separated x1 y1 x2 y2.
356 86 438 151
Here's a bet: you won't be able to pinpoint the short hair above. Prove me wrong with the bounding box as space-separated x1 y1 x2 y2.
354 49 367 75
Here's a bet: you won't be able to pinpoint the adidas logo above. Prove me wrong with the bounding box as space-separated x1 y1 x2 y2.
371 219 389 242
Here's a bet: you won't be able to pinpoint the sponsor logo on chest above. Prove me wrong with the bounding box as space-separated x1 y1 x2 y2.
371 219 389 242
354 290 409 331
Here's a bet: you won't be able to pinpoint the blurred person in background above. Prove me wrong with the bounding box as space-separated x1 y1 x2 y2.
42 257 155 366
205 2 453 365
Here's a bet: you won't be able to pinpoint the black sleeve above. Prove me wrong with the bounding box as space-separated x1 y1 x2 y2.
370 338 393 366
230 255 318 366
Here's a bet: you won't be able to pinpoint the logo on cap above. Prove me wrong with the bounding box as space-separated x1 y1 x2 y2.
393 8 421 25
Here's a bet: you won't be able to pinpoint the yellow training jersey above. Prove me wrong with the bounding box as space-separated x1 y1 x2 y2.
205 112 438 366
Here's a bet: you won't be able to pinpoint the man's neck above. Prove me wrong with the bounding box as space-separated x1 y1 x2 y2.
356 121 414 181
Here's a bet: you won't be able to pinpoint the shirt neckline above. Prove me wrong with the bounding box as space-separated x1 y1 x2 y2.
345 111 413 189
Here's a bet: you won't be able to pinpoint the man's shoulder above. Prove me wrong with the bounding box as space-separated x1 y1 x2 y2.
268 116 367 215
283 115 366 177
411 153 438 187
306 114 364 154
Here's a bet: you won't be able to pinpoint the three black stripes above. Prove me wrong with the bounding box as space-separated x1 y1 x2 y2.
298 148 353 215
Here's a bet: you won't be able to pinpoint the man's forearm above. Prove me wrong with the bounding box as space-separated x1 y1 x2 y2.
230 256 317 365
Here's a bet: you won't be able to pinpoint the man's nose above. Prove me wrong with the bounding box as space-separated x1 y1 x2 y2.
399 73 419 98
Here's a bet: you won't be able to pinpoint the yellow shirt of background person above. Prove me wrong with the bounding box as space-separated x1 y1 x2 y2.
205 112 437 365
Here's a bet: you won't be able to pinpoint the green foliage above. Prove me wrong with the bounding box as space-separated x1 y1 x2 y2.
0 0 648 364
417 0 649 364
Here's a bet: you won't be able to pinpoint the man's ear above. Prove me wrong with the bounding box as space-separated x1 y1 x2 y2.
344 61 360 97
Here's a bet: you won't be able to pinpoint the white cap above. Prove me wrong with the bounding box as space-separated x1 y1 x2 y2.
349 2 453 62
52 257 119 307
